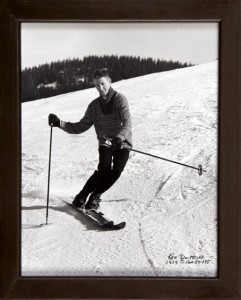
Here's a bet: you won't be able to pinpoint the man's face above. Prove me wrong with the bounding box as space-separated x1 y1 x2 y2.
93 76 111 98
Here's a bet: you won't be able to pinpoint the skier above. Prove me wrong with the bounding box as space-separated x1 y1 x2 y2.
48 69 132 210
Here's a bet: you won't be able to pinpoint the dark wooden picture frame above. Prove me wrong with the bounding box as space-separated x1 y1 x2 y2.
0 0 240 299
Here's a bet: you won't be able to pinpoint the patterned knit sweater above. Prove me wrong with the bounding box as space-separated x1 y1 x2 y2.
60 88 132 147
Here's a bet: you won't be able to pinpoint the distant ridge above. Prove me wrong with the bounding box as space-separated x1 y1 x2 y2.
21 55 192 102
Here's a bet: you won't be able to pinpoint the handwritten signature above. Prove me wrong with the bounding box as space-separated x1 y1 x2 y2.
166 253 211 265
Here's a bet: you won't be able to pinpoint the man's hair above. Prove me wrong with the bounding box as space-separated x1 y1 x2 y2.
92 69 111 80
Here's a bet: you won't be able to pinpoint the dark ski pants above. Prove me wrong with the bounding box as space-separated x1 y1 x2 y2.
81 146 129 197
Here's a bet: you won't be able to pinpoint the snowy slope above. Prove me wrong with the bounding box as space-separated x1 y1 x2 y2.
21 62 218 277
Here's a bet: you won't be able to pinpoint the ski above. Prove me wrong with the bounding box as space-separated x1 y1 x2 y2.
65 201 126 230
87 209 126 230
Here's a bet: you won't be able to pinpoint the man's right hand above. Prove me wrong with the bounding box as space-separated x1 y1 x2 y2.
48 114 60 127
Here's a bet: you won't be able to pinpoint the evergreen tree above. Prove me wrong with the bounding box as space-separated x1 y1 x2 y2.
21 55 193 102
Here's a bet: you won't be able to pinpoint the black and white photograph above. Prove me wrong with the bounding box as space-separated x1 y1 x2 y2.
21 22 218 277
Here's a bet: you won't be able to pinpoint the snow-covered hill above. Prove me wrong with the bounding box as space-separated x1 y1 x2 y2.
21 62 218 277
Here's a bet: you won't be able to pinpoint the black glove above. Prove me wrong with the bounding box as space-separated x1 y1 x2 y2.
48 114 60 127
111 137 123 150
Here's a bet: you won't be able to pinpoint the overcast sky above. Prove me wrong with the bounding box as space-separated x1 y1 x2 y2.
21 22 218 70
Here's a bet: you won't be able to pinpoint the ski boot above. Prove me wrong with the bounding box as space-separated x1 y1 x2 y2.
72 192 87 210
85 192 102 211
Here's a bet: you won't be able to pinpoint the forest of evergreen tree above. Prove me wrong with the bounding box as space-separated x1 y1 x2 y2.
21 55 192 102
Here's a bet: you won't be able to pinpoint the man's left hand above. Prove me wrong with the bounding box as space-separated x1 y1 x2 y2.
111 137 123 150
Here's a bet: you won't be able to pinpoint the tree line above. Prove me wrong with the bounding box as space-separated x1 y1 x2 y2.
21 55 192 102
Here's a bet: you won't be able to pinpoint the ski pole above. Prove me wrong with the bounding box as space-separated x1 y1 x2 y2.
46 125 53 225
98 136 206 175
126 147 205 175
